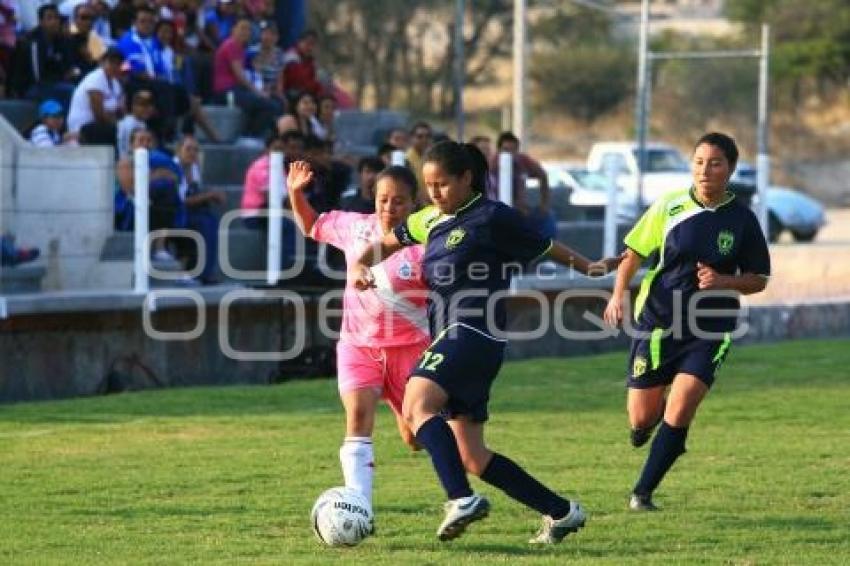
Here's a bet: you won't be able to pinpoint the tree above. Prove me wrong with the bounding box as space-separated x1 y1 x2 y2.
307 1 513 115
530 2 634 122
726 0 850 102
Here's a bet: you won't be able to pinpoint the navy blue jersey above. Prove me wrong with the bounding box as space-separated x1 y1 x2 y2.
394 194 552 337
625 188 771 335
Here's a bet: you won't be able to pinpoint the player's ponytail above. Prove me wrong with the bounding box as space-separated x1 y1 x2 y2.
424 140 489 194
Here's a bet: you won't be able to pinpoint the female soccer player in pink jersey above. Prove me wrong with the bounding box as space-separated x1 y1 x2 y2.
287 160 429 510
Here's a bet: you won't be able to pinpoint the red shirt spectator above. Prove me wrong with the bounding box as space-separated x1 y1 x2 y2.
282 29 325 99
213 34 245 93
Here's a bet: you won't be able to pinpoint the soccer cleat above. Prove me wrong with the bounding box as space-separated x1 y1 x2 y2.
628 493 659 512
436 494 490 541
528 501 586 544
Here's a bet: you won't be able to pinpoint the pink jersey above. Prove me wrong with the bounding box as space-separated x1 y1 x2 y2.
311 211 429 347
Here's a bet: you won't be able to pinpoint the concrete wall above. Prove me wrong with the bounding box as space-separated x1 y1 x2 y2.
3 283 848 404
0 115 115 290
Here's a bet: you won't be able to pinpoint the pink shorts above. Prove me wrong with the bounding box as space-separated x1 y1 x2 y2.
336 341 429 416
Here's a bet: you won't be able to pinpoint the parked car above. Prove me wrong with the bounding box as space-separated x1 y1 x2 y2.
732 162 826 242
586 142 827 243
543 161 640 221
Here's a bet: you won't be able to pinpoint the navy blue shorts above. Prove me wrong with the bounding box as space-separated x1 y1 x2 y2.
411 323 506 423
627 330 732 389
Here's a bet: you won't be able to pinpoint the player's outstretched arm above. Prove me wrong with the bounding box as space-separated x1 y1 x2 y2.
287 160 318 236
350 231 405 290
546 241 624 276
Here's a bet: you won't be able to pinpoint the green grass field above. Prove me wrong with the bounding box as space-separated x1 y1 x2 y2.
1 339 849 565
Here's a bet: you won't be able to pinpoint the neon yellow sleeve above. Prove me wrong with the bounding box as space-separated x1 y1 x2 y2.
624 201 666 257
397 206 441 245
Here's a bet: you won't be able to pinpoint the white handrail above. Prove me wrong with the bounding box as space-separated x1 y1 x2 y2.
133 147 149 293
498 151 513 206
267 151 284 285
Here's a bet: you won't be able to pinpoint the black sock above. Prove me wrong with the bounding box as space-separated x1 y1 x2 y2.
415 416 472 500
481 452 571 519
633 421 689 496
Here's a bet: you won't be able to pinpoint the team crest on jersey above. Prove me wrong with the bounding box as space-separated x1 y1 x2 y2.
632 356 647 378
445 228 466 250
717 230 734 255
397 261 413 280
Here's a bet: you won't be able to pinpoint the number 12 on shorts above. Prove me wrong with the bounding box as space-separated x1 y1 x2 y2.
418 351 445 371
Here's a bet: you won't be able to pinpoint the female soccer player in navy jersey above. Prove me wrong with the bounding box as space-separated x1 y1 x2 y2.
351 141 621 543
603 132 770 511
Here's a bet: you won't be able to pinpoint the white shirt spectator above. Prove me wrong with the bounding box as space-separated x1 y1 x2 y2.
67 67 123 132
116 115 146 157
30 124 62 147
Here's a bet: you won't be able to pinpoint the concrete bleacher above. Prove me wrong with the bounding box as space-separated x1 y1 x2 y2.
334 109 408 157
0 99 37 136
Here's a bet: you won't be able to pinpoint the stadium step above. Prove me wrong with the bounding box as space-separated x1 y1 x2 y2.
0 99 38 135
200 143 264 185
0 263 47 294
334 109 408 157
195 105 244 144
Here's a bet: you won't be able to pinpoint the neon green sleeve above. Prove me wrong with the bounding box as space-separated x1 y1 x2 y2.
624 201 666 257
395 206 441 245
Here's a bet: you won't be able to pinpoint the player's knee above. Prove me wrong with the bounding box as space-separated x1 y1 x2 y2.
663 407 694 427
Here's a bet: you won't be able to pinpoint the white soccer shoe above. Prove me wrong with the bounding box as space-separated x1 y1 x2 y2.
528 501 586 544
436 493 490 541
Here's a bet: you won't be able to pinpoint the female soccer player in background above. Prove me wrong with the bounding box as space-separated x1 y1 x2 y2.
604 132 770 511
352 141 621 543
287 161 430 512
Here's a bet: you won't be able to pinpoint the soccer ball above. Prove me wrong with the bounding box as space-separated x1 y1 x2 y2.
311 487 373 547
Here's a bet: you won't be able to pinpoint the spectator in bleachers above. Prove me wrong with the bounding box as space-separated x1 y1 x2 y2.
115 127 183 263
154 17 219 141
303 134 349 213
386 127 408 151
67 47 125 148
0 0 16 97
174 134 225 284
316 94 336 145
118 6 186 142
203 0 237 48
30 99 74 146
67 3 106 79
281 29 326 100
490 131 556 239
339 156 384 214
117 89 154 157
276 90 322 140
470 134 493 160
240 130 303 268
89 1 114 46
1 232 40 267
377 142 396 167
213 17 281 137
246 19 284 103
15 1 54 33
109 0 136 40
11 4 77 106
243 0 275 44
405 121 432 205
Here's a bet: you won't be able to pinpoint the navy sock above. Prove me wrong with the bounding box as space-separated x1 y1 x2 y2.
633 421 689 496
415 416 472 500
481 453 571 519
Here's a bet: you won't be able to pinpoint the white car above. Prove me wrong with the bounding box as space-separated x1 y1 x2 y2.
543 161 640 221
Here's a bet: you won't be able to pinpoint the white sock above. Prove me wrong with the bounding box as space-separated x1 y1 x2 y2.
339 436 374 505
